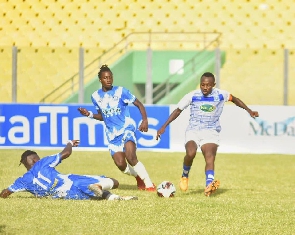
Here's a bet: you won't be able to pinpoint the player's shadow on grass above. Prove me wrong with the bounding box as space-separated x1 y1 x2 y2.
13 195 38 199
118 184 138 190
0 225 7 233
187 188 229 196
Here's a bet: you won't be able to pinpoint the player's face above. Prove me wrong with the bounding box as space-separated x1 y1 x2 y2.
24 154 40 171
99 71 113 91
200 76 215 96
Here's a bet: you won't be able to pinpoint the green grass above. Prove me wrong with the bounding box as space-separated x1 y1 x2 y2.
0 149 294 235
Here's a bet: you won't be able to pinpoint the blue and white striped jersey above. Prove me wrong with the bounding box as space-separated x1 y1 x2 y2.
177 88 232 132
91 86 137 141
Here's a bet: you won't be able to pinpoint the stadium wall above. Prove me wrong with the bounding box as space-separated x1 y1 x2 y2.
0 104 294 154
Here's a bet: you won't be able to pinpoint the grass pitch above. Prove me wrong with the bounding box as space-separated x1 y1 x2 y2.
0 149 294 235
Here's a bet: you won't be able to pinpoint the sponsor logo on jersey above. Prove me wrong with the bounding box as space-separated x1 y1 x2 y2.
200 104 215 112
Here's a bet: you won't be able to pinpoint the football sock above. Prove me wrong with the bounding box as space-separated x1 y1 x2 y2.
99 178 115 190
133 161 154 188
107 193 120 200
123 163 138 177
103 191 119 200
182 164 191 178
205 170 215 186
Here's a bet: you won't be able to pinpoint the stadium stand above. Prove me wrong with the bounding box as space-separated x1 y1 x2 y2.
220 49 288 105
0 0 294 104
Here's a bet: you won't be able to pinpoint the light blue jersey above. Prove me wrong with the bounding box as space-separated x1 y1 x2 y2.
91 86 137 142
8 153 106 200
177 88 231 132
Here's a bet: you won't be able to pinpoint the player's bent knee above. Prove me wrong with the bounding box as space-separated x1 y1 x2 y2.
111 178 119 189
114 159 127 171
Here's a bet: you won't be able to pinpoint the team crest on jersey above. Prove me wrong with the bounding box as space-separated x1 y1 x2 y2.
200 104 215 112
214 95 220 101
112 96 119 101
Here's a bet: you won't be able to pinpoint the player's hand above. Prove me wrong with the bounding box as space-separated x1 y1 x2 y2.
71 140 80 147
138 119 148 132
156 127 165 140
78 107 89 116
249 110 259 118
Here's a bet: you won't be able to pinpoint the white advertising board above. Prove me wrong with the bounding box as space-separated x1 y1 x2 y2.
170 105 295 154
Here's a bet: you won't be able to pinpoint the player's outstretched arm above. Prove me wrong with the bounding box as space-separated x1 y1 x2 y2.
78 107 103 121
231 95 259 118
0 188 13 198
60 140 80 161
133 99 148 132
156 108 183 140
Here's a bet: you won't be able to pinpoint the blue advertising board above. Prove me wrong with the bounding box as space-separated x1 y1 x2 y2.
0 104 170 149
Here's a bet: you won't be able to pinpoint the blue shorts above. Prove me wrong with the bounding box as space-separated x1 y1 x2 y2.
108 130 137 156
52 174 107 200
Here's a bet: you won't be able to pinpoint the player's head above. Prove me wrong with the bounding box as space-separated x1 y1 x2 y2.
200 72 216 96
19 150 40 171
98 64 113 90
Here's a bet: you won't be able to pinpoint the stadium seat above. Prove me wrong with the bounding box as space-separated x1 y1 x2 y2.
1 0 295 104
220 49 287 105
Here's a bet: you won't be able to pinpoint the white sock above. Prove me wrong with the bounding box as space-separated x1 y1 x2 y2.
107 194 120 200
123 163 138 177
133 161 153 188
102 191 120 200
99 178 114 190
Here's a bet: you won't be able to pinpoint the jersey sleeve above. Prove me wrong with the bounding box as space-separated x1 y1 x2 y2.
121 87 136 104
8 176 28 192
177 91 195 110
91 95 101 111
219 89 232 102
40 153 62 168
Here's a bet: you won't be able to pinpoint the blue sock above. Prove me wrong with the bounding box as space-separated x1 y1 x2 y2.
205 170 215 186
182 165 191 178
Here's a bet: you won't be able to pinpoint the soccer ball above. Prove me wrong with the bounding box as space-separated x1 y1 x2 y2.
157 181 176 198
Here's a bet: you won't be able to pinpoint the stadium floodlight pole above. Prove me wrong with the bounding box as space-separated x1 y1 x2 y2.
283 48 289 106
145 46 153 104
215 47 221 89
12 46 18 103
79 47 84 104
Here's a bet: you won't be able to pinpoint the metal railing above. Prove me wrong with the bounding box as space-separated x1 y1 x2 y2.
39 32 222 103
147 43 220 104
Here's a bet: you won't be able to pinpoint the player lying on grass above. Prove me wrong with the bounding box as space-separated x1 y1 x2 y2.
0 140 137 201
156 72 259 197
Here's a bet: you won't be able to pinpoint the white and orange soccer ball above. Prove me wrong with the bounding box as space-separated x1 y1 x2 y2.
156 181 176 198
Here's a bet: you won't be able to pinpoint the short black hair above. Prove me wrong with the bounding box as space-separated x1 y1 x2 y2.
19 150 37 166
201 72 215 82
98 64 112 78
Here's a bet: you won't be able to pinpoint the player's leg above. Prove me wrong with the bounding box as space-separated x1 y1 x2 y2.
112 152 128 171
200 130 220 196
123 131 155 190
119 130 155 191
95 177 137 200
201 143 218 183
88 176 119 198
179 140 197 191
112 151 145 188
179 130 198 192
84 176 137 200
102 190 138 201
65 175 117 199
109 136 146 190
125 140 155 191
109 136 136 173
